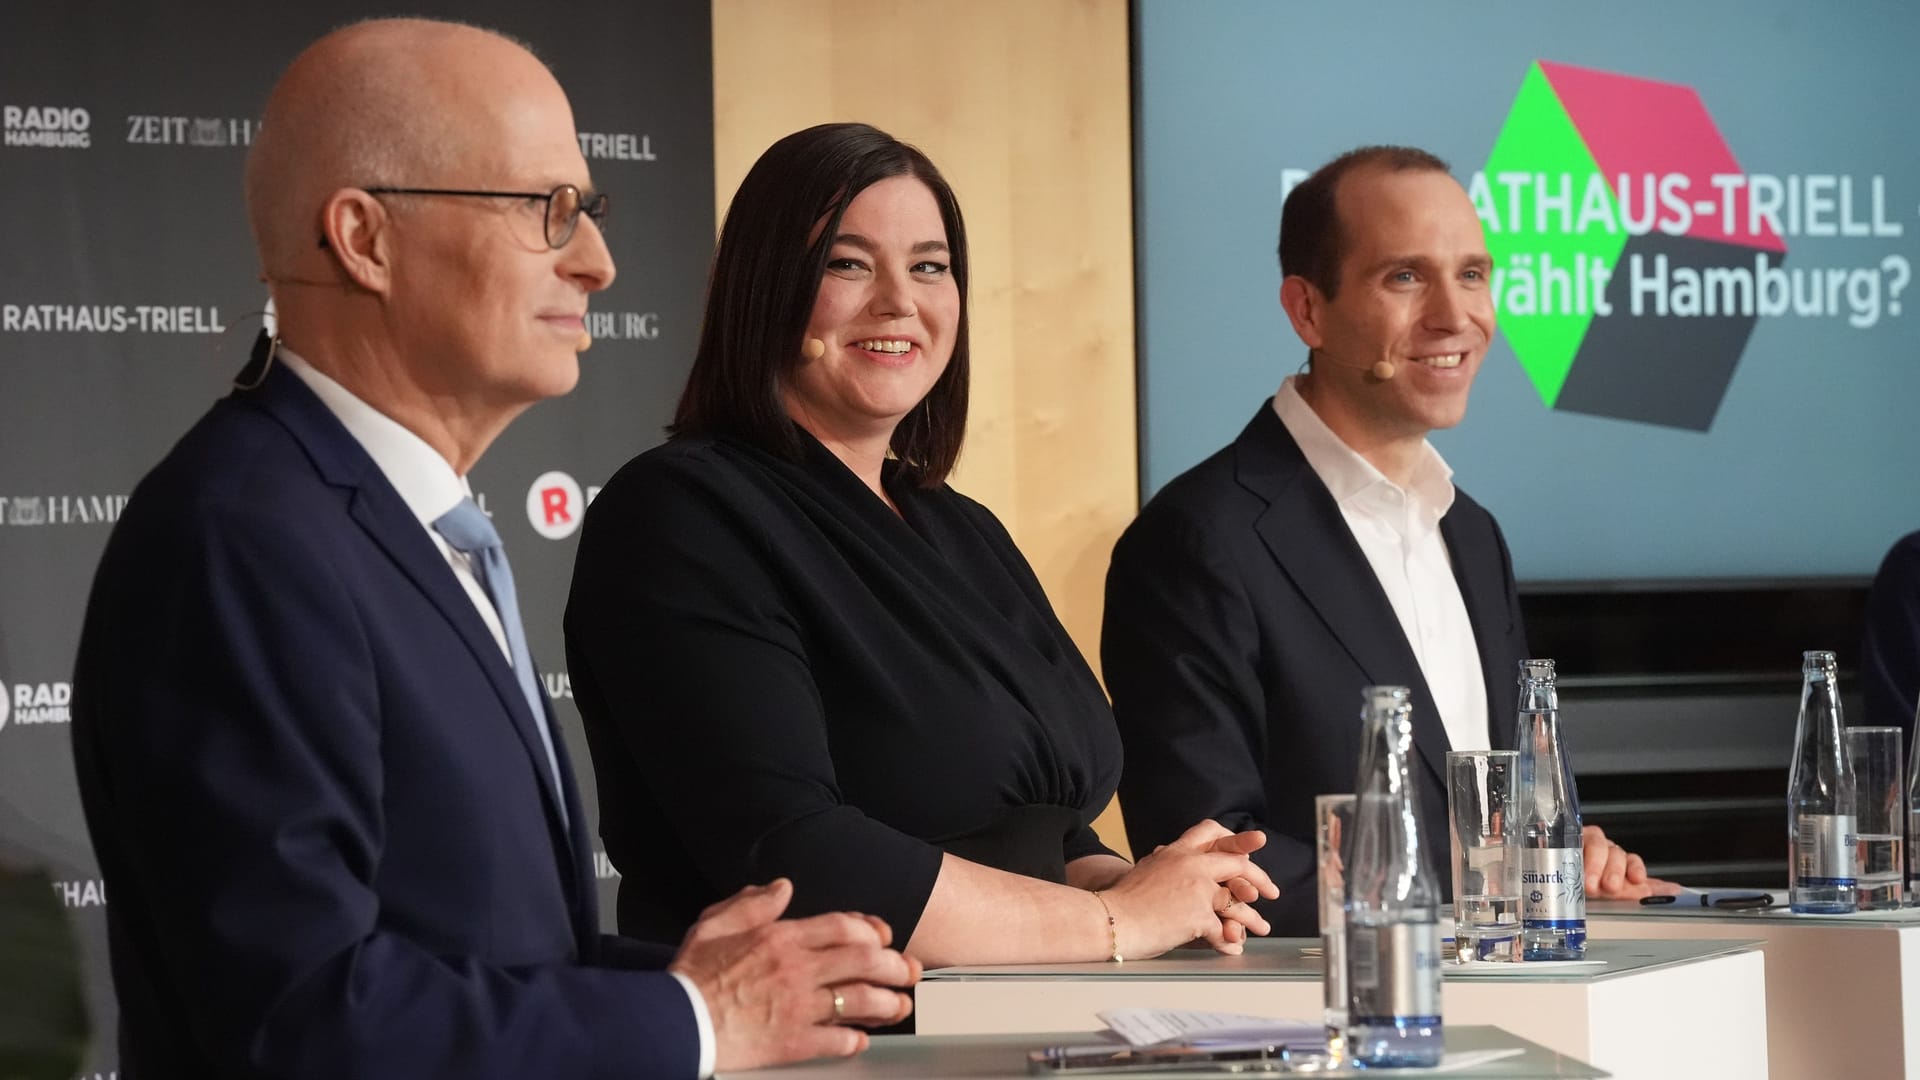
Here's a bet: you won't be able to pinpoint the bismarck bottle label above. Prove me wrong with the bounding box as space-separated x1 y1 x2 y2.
1521 848 1586 926
1347 920 1442 1024
1795 813 1858 885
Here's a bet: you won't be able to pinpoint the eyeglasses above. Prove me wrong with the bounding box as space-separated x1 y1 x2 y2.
361 184 610 249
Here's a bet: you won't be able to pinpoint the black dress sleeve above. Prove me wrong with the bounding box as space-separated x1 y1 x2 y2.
565 455 946 941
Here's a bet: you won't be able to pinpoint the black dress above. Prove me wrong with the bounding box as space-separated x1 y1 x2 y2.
564 431 1123 946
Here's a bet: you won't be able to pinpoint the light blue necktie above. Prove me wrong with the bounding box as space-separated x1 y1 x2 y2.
432 497 568 826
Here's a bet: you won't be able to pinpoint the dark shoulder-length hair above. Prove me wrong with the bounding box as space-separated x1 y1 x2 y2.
671 122 971 489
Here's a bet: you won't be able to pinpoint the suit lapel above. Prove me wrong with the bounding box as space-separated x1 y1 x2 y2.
342 490 579 856
1443 505 1516 751
239 360 580 864
1236 405 1453 786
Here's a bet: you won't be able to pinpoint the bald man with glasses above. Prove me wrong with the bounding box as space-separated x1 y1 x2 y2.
71 19 915 1080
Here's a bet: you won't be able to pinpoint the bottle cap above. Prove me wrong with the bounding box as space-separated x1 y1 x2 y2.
1361 684 1411 709
1519 658 1556 683
1359 685 1413 732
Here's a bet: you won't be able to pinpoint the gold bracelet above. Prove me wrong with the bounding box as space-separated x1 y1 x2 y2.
1092 890 1123 962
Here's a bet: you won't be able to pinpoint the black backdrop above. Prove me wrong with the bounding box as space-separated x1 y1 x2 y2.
0 5 715 1075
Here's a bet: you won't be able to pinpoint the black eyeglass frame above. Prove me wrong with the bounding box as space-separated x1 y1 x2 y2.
345 184 610 249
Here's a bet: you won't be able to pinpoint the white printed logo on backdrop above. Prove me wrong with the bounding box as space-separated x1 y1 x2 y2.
3 105 90 149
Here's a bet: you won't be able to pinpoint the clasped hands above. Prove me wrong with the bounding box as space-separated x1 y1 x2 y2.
1102 819 1279 959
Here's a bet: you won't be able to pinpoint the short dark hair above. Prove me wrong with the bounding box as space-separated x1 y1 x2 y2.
1277 145 1451 299
671 122 970 488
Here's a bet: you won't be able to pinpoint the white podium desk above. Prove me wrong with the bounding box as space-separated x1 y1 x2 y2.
917 937 1764 1080
1592 899 1920 1080
727 1025 1607 1078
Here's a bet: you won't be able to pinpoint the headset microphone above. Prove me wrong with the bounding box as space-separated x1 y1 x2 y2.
802 337 827 360
1318 355 1397 380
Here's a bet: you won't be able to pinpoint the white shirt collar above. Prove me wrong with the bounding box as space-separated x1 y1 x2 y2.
1272 374 1456 534
278 347 470 528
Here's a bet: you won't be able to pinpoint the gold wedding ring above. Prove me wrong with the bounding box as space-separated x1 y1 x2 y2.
831 988 846 1022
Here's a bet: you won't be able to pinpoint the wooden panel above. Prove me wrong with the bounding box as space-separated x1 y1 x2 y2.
713 0 1137 853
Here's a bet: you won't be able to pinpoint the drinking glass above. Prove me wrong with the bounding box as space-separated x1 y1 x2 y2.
1447 750 1522 962
1848 726 1904 910
1316 793 1357 1047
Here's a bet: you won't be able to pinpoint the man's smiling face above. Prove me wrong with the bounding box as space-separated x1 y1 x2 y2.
1304 166 1496 440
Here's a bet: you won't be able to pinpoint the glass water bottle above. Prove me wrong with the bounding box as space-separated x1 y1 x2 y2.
1789 650 1857 913
1345 685 1444 1067
1516 659 1586 960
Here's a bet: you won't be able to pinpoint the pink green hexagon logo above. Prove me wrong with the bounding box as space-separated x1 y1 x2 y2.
1483 61 1787 431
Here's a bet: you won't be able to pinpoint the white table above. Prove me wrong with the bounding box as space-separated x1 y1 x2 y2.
1592 898 1920 1079
917 937 1764 1080
726 1025 1607 1078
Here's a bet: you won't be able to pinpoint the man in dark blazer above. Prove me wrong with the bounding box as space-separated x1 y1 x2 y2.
1862 530 1920 731
1104 147 1669 937
70 20 914 1079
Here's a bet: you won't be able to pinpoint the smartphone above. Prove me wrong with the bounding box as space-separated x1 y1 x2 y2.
1029 1040 1292 1074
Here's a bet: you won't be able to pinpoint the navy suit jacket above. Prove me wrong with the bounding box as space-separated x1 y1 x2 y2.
71 356 697 1079
1862 529 1920 732
1102 404 1528 936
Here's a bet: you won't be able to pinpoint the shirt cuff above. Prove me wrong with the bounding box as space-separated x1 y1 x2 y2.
668 970 717 1079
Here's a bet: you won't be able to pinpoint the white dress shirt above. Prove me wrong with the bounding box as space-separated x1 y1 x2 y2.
1273 375 1490 753
280 348 716 1077
281 350 510 654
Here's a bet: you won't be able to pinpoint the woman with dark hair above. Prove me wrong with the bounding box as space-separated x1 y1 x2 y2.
565 123 1275 970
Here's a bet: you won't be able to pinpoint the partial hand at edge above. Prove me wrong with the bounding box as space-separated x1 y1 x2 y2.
1581 824 1683 900
668 878 922 1072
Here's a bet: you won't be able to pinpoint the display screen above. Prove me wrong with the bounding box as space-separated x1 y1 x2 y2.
1134 0 1920 582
